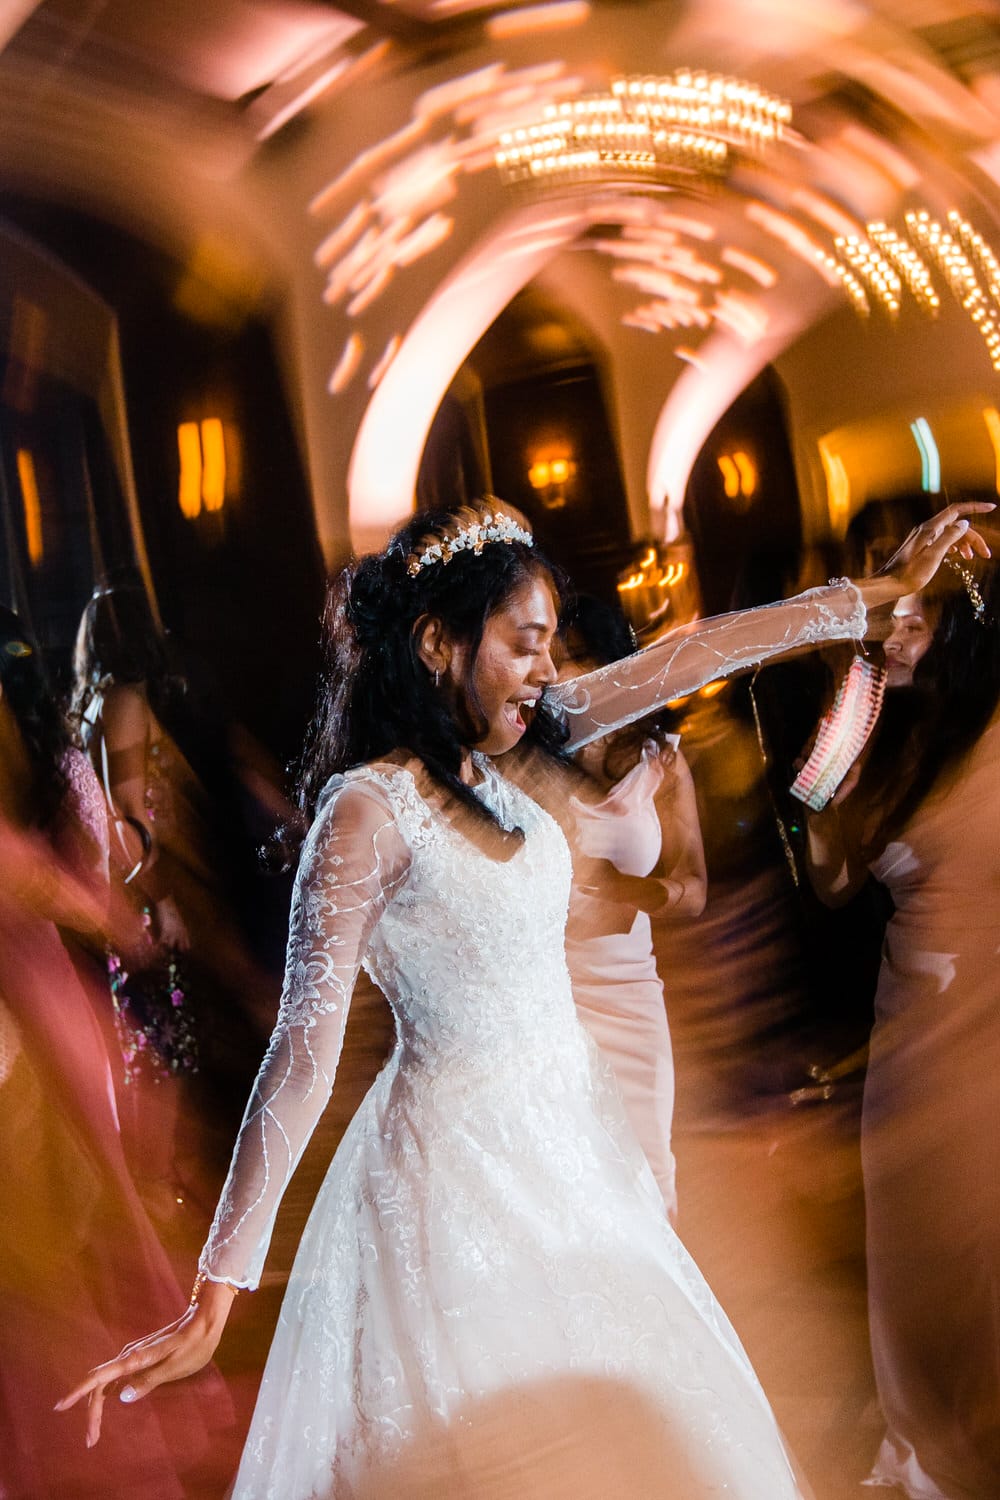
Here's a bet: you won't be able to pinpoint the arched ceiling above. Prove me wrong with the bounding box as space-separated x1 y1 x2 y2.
3 0 1000 559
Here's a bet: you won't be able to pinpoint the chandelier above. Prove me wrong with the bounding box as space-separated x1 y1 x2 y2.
495 70 792 190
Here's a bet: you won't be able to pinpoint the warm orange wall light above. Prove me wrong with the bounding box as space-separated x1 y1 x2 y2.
178 419 228 518
16 449 43 565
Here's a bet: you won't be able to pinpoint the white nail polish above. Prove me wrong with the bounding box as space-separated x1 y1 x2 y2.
119 1386 138 1404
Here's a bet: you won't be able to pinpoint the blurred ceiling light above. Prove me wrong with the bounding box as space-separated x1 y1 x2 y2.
496 69 790 188
838 125 921 192
310 119 428 218
982 407 1000 494
833 234 902 316
790 188 862 241
256 56 351 142
369 336 402 391
15 449 42 565
819 438 850 537
745 202 824 269
867 209 1000 370
816 249 870 313
487 1 590 38
910 416 941 494
866 223 940 313
721 247 777 287
329 333 364 394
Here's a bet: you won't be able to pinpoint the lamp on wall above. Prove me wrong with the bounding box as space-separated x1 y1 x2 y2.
177 418 229 519
527 451 576 509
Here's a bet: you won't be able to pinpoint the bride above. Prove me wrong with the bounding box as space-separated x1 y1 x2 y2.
59 496 990 1498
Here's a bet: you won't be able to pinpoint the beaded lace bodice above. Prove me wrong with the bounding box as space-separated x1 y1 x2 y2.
200 582 866 1290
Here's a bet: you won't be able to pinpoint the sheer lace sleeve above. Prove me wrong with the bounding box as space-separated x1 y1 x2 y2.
198 774 411 1290
551 580 866 751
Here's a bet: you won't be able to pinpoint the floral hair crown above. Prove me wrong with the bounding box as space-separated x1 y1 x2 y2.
406 501 533 578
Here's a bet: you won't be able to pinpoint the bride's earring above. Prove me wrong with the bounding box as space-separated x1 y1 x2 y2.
434 668 441 687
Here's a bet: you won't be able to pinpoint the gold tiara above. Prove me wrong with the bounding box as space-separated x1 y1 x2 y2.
406 504 533 578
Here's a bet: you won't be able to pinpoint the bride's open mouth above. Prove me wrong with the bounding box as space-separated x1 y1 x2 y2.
505 697 537 733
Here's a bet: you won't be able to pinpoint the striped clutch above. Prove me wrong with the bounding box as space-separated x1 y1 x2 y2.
790 656 886 811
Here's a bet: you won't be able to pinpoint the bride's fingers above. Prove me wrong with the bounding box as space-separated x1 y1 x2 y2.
86 1385 106 1450
55 1333 175 1413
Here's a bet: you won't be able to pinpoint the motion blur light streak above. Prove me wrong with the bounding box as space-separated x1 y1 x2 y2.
983 406 1000 494
329 333 364 394
818 437 851 536
15 448 42 565
486 1 591 39
910 416 941 495
177 421 203 519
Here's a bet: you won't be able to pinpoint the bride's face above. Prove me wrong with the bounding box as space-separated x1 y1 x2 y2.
449 573 559 756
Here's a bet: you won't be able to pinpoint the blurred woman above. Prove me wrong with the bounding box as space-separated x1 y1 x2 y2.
0 604 235 1498
559 595 707 1219
805 562 1000 1499
72 582 267 1218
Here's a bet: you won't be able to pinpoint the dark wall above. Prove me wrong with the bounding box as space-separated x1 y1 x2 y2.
0 200 324 767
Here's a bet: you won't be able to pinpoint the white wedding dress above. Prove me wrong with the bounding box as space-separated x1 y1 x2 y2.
199 583 866 1499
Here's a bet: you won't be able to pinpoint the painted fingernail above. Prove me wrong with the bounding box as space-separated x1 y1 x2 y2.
85 1434 95 1449
119 1386 139 1404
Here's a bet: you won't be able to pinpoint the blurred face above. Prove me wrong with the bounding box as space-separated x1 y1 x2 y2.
448 573 559 756
884 594 934 687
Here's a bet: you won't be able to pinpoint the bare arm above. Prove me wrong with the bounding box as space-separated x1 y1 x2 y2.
651 749 707 918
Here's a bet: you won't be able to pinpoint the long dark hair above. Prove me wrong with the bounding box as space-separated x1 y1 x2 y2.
296 501 568 850
853 562 1000 850
70 582 183 735
0 605 72 828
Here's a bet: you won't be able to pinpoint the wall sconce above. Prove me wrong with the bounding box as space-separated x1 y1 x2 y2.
717 450 756 507
178 418 228 519
527 452 576 509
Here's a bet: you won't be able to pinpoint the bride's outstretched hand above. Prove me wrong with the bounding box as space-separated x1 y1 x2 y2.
54 1279 237 1448
855 500 994 611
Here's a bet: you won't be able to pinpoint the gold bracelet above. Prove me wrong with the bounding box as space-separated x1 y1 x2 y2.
190 1271 241 1306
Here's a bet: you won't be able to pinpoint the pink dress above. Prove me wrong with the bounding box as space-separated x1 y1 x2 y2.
566 739 680 1216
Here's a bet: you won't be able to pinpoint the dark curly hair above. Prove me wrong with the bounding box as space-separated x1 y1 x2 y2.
295 501 569 854
0 605 72 828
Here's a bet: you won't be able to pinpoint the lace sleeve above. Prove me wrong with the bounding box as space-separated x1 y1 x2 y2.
198 775 410 1290
551 580 866 751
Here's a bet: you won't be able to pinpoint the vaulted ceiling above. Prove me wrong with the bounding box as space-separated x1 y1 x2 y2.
3 0 1000 556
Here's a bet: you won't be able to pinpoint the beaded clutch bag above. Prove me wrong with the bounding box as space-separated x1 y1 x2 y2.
790 656 886 812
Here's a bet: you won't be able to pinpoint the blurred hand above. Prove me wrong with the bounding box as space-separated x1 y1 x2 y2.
856 500 993 610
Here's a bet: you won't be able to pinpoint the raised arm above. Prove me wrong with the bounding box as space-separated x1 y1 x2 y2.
552 501 993 751
552 582 868 751
56 773 410 1444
